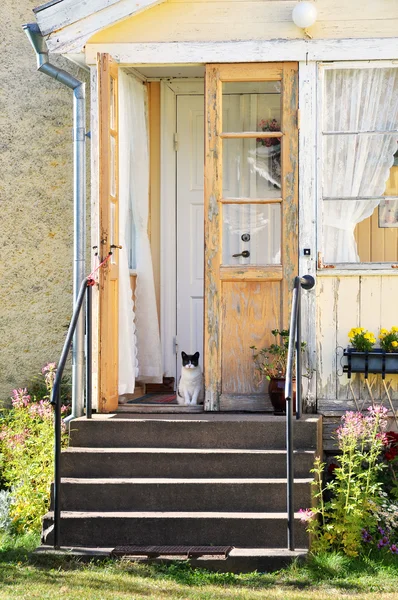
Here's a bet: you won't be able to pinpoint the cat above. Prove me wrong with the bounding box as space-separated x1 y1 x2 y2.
177 351 203 405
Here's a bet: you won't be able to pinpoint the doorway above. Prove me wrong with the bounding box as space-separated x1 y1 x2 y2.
176 94 205 384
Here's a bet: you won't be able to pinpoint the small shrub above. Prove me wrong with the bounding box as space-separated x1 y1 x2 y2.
348 327 376 352
379 327 398 353
301 407 388 556
0 365 69 535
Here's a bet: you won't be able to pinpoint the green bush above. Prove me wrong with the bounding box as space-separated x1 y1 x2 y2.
300 407 392 557
0 364 69 535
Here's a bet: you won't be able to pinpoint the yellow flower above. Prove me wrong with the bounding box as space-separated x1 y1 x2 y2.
392 341 398 348
364 333 371 340
380 328 388 335
391 326 398 333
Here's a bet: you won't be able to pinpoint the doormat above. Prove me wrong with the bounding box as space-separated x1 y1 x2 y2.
127 393 177 404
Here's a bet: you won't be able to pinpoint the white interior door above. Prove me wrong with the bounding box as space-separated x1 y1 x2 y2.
176 95 204 382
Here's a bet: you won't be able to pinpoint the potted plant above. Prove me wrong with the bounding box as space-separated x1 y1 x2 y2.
251 329 306 415
343 327 398 377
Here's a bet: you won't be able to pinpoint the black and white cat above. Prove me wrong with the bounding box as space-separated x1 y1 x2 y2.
177 351 203 405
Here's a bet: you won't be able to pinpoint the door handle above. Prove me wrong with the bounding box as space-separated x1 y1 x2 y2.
232 250 250 258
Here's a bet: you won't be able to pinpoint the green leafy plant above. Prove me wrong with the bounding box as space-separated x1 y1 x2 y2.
348 327 376 352
251 329 306 381
379 327 398 353
300 407 388 557
0 364 69 534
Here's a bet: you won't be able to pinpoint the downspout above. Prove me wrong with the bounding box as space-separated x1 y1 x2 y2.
23 23 86 421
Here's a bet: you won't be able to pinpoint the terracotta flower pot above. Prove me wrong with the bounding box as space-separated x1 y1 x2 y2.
268 378 296 415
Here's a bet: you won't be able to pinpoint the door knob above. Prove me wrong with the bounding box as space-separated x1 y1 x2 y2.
232 250 250 258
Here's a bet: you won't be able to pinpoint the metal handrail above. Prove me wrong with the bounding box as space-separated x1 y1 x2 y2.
285 274 315 551
50 276 93 549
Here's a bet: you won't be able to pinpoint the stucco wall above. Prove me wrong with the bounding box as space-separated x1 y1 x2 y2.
0 0 89 400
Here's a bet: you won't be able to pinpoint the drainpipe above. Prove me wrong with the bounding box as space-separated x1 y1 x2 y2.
23 23 86 420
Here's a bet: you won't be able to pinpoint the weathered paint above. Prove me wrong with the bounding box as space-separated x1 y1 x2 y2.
317 275 398 414
204 63 298 411
89 0 398 45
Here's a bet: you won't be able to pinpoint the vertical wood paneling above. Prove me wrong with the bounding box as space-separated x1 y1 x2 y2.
359 276 382 402
98 53 119 413
316 277 337 401
204 65 222 411
318 275 398 407
298 61 317 412
221 281 280 394
281 63 299 329
335 276 360 402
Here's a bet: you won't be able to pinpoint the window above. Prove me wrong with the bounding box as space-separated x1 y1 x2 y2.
319 64 398 267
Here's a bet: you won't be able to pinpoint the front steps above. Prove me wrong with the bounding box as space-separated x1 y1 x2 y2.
43 414 322 567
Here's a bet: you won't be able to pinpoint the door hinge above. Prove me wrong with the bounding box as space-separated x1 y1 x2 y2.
297 108 301 130
174 336 179 355
173 132 179 152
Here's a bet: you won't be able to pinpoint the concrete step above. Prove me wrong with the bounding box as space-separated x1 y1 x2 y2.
61 448 316 479
55 477 312 512
69 415 321 449
35 545 307 573
42 511 309 549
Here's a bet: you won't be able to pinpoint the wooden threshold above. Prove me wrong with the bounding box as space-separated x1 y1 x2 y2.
116 404 204 414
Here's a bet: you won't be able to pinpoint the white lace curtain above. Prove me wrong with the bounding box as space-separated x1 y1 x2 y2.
118 72 162 394
323 67 398 263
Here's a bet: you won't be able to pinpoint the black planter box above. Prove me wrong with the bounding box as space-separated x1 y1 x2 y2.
343 348 398 379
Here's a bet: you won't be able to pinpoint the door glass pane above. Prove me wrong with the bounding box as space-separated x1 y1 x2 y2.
222 82 281 132
223 138 281 199
222 204 281 265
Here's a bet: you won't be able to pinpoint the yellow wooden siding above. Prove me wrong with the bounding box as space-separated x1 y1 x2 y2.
89 0 398 44
316 275 398 410
355 166 398 263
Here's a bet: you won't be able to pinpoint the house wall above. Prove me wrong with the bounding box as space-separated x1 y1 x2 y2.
0 0 90 400
88 0 398 44
316 275 398 415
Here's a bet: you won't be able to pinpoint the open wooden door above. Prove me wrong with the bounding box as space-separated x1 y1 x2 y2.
204 63 298 411
98 53 120 412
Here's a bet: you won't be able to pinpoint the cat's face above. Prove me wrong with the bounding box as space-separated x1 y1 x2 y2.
181 351 200 369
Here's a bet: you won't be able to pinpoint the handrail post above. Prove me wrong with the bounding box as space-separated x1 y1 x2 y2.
296 284 302 420
86 283 92 419
53 388 61 549
285 274 315 552
286 277 299 551
51 277 89 549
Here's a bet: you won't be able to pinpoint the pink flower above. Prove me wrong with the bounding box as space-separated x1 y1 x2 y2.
41 362 57 375
11 388 31 408
298 508 315 523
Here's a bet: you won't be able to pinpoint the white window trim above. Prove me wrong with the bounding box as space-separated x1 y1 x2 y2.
317 60 398 272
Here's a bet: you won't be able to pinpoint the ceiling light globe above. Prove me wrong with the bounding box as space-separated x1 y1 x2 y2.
292 2 318 29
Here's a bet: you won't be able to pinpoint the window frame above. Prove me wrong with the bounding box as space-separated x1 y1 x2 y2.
317 60 398 272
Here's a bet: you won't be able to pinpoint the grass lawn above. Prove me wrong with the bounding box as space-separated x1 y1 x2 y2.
1 535 398 600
